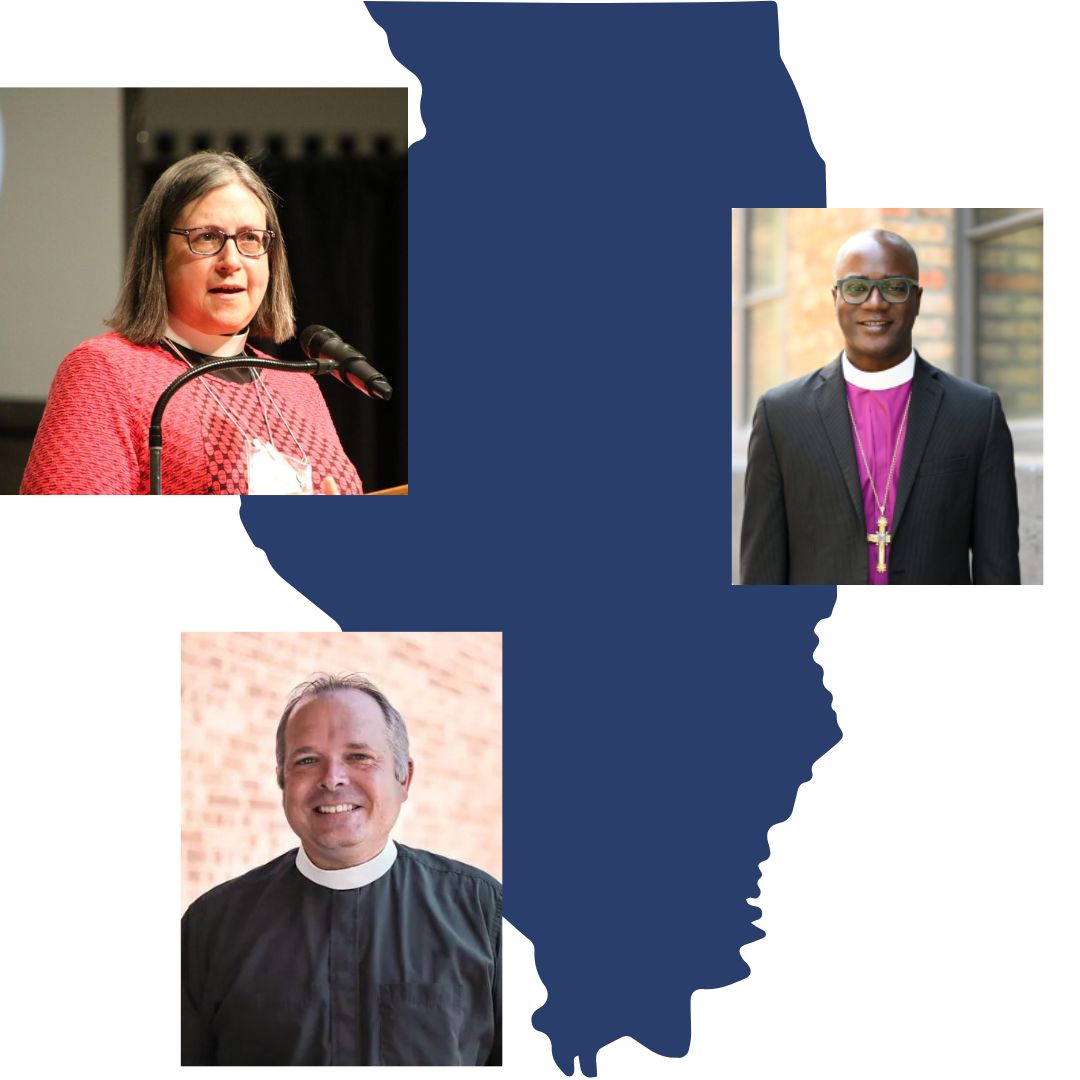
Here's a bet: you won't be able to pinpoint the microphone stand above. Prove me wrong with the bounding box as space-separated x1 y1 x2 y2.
148 355 335 495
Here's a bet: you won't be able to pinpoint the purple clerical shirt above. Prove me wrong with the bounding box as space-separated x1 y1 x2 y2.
843 356 914 585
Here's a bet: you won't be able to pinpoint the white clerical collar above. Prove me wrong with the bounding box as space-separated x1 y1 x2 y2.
166 316 250 358
842 349 915 390
295 839 398 890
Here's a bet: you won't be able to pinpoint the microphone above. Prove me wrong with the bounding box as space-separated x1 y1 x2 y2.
299 325 393 401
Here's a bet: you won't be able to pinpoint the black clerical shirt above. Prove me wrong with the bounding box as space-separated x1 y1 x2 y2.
181 843 502 1065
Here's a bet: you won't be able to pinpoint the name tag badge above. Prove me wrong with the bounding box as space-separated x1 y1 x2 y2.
246 438 313 495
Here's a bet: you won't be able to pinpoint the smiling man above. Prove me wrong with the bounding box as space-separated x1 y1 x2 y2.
181 674 501 1065
739 228 1020 585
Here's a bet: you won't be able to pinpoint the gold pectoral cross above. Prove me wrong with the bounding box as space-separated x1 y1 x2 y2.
867 515 891 574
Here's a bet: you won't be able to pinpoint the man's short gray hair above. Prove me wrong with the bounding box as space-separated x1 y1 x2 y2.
275 673 411 788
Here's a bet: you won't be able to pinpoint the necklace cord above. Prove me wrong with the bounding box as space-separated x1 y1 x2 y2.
148 351 320 494
847 392 912 517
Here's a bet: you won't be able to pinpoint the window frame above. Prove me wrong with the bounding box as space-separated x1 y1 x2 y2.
732 208 786 431
957 207 1044 388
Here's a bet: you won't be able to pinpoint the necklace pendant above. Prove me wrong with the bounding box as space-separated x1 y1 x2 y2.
867 515 892 575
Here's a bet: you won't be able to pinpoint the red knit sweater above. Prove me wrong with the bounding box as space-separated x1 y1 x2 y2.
20 333 363 495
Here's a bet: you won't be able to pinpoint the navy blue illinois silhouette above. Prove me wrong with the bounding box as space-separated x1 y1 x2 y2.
240 3 838 1074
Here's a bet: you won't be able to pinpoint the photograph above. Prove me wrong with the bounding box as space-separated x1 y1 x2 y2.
180 631 502 1065
0 88 407 495
731 208 1043 585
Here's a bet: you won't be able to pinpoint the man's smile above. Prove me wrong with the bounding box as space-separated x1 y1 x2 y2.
313 803 361 815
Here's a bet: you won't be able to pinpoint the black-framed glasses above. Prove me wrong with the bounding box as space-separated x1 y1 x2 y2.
835 276 920 304
169 226 274 257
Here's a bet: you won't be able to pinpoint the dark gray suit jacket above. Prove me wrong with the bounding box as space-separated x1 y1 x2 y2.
740 354 1020 584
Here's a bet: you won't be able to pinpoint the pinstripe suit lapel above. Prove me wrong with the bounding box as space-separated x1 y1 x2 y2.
814 355 864 524
892 355 944 534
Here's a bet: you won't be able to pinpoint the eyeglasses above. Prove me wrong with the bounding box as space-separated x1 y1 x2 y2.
169 226 274 257
835 276 920 304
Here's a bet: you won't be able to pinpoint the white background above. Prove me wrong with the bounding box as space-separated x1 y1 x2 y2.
1 2 1075 1077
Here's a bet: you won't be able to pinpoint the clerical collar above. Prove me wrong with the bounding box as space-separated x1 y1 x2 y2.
842 349 915 390
159 337 256 384
295 839 398 890
165 339 247 364
166 316 249 358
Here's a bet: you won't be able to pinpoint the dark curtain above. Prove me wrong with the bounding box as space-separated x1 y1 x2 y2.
140 151 408 491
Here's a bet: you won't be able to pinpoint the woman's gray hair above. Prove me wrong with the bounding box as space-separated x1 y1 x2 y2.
106 150 296 344
275 673 411 788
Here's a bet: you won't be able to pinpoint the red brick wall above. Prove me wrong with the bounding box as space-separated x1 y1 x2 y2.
880 208 955 368
181 632 502 913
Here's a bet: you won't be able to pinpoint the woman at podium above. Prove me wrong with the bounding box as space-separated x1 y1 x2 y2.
20 151 359 494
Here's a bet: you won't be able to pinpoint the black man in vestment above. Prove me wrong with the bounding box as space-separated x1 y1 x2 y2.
740 229 1020 585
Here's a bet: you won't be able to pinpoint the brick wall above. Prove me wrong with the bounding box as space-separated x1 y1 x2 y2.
881 208 955 369
181 632 502 913
975 222 1042 418
785 207 879 378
